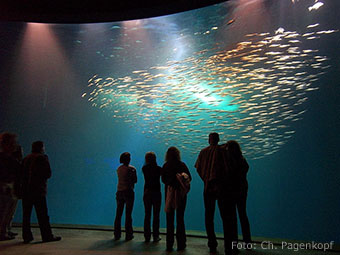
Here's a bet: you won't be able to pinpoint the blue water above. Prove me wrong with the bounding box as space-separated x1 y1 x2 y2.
0 0 339 243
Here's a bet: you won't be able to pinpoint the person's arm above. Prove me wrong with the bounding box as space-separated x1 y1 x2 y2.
130 167 137 184
181 162 192 181
142 166 146 182
157 166 162 179
195 152 204 181
242 157 249 174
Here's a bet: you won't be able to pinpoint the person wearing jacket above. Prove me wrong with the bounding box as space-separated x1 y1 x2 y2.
162 146 191 252
22 141 61 243
195 132 226 254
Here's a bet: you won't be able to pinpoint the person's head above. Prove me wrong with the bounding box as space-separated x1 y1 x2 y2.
120 152 131 165
0 132 17 153
32 141 45 153
209 132 219 146
226 140 242 158
13 145 23 162
145 151 157 165
165 146 181 162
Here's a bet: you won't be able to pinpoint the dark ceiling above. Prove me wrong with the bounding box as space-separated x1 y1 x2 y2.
0 0 227 23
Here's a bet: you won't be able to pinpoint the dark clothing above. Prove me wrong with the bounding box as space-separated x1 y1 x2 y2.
195 145 231 251
204 191 220 249
22 153 51 196
162 160 191 249
162 161 191 190
0 194 13 238
0 152 21 239
166 195 187 249
225 152 251 245
0 152 20 185
22 195 53 241
142 164 162 240
195 145 225 192
142 164 161 192
220 192 238 255
21 152 54 242
114 164 137 239
114 190 134 239
227 156 249 193
236 192 251 243
228 154 251 243
0 152 21 198
143 191 161 240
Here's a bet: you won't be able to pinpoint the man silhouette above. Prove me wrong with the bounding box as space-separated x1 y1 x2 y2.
22 141 61 243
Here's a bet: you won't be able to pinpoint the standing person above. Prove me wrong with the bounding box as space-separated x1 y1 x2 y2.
162 146 191 252
225 140 251 246
0 132 20 241
6 145 24 238
142 152 162 243
22 141 61 243
114 152 137 241
195 132 231 254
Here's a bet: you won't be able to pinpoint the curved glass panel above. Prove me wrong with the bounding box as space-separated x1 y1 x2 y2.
1 0 339 243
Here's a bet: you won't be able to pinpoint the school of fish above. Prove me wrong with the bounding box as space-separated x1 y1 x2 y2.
82 22 337 160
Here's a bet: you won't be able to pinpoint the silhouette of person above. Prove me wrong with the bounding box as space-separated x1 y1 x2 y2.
142 151 162 242
6 145 24 238
0 132 21 241
114 152 137 241
195 132 229 254
22 141 61 243
162 146 191 252
225 140 251 245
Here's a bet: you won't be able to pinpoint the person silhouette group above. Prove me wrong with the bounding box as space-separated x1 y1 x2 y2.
0 133 61 243
114 132 251 254
1 131 251 255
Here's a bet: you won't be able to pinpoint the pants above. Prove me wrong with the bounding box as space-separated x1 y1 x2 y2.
221 194 238 255
203 191 237 253
0 194 15 238
236 192 251 243
166 195 187 249
114 190 134 239
143 190 161 240
22 195 53 241
7 198 18 233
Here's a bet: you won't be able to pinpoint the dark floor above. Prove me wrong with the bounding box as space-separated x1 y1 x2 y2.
0 226 339 255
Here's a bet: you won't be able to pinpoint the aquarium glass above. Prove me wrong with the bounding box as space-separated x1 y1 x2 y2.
0 0 339 243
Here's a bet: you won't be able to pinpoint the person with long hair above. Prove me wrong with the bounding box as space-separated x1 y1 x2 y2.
225 140 251 246
161 147 191 251
142 151 162 242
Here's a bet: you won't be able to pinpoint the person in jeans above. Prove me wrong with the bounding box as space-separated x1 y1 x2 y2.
114 152 137 241
162 146 191 252
195 132 240 255
142 151 162 242
225 140 251 246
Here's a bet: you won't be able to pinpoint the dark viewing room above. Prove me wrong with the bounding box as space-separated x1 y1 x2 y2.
0 0 339 254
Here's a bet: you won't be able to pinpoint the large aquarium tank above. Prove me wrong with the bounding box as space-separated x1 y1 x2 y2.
1 0 339 244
